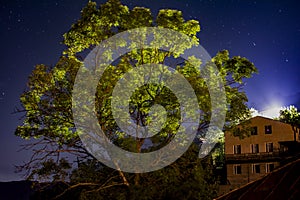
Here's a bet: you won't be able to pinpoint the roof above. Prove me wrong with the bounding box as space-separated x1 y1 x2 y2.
244 115 291 126
215 158 300 200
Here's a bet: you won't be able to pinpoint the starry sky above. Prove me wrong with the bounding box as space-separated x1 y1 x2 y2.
0 0 300 181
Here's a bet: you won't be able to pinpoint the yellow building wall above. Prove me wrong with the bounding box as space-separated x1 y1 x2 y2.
225 116 296 155
226 162 280 187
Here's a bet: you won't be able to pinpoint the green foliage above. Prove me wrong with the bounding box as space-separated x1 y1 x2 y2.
34 144 219 200
15 0 257 198
279 105 300 141
29 158 71 181
279 105 300 125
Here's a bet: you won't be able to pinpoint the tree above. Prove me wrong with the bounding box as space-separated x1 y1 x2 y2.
15 0 257 199
279 105 300 141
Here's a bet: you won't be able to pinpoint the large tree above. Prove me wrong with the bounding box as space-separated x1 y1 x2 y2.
15 0 257 199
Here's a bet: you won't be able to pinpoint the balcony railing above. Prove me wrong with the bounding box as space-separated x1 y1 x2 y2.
225 151 285 162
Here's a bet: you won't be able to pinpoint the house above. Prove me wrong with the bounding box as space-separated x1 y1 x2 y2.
224 116 300 189
216 158 300 200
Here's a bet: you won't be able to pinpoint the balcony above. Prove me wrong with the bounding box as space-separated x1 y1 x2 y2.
226 142 300 163
225 152 283 163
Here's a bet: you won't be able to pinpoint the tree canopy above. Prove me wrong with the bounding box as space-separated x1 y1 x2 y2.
15 0 257 199
279 105 300 141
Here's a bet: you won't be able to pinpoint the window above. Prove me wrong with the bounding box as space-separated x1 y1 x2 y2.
234 145 241 154
251 126 258 135
266 163 275 173
233 165 242 174
252 164 260 173
265 125 272 134
266 142 274 152
251 144 259 153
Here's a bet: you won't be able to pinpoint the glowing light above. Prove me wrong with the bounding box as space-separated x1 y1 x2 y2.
250 107 259 117
260 103 283 118
250 102 284 119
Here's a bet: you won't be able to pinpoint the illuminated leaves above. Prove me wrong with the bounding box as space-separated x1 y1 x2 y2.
16 0 257 186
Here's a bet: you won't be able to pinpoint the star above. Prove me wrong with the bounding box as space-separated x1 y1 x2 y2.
0 92 5 100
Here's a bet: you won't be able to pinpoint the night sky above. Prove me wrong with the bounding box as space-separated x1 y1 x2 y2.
1 0 300 181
